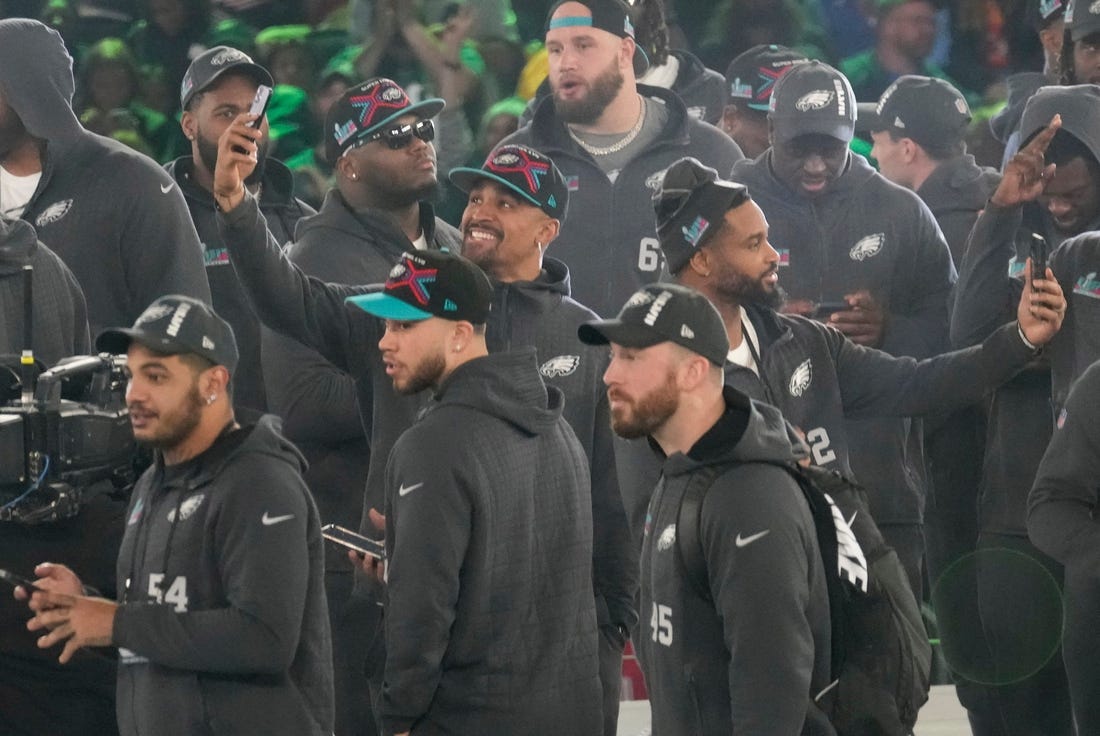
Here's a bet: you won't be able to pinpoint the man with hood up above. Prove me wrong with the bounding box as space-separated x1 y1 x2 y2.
579 282 834 735
730 60 957 597
169 45 315 420
0 18 209 336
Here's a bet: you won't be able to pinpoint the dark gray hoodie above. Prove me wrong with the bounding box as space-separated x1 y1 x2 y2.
0 19 209 336
638 388 834 736
382 349 601 735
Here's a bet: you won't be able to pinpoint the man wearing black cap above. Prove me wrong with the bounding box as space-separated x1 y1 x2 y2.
0 18 210 337
504 0 742 316
731 60 958 596
167 46 315 420
348 250 601 734
579 282 835 735
258 77 460 736
1061 0 1100 84
721 44 809 159
22 295 335 736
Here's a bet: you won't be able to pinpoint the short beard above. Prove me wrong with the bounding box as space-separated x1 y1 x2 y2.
713 262 784 311
395 348 447 395
197 129 268 186
553 58 624 125
137 382 205 451
609 369 679 439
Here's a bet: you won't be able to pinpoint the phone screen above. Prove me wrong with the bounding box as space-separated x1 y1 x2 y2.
247 85 272 128
321 524 385 560
1030 234 1049 291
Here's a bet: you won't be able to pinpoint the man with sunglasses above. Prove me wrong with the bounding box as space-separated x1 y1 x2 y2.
258 76 462 736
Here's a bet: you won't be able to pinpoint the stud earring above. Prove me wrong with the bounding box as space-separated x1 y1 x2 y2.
207 394 216 405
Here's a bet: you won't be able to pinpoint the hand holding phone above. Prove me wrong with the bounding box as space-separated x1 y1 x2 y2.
1030 233 1049 291
0 567 38 591
321 524 385 560
812 301 849 321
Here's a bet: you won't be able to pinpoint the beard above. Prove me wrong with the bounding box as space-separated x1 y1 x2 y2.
713 261 784 310
553 57 624 125
197 129 268 186
609 368 680 440
394 348 447 395
132 381 205 451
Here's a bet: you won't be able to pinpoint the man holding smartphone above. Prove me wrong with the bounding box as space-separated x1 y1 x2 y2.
21 295 334 736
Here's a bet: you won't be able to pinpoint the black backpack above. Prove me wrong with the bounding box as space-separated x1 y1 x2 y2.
677 462 931 735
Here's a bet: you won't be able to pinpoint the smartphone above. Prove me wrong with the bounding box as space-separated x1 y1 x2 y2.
813 301 849 320
0 568 38 590
1030 233 1049 291
321 524 385 560
247 84 272 128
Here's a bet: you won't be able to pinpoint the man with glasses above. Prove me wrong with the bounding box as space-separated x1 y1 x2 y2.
259 76 461 736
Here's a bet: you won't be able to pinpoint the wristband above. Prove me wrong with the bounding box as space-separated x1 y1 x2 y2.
1018 322 1039 352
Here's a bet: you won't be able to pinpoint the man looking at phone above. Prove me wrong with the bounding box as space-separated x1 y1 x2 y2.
21 294 334 736
345 250 602 734
169 46 315 419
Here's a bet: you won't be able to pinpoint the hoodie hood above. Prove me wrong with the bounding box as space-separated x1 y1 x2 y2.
167 156 300 209
294 189 452 255
433 348 562 436
0 217 40 274
916 154 1001 215
664 387 809 477
0 19 82 144
1019 84 1100 168
989 72 1048 143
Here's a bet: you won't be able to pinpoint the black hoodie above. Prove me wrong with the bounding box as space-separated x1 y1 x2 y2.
166 156 314 417
382 349 601 735
0 19 210 337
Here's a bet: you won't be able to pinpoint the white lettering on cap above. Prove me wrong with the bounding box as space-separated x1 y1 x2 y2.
833 79 847 117
644 291 673 326
166 303 192 337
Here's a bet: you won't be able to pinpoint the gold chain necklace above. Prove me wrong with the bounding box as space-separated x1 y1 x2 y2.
567 97 647 156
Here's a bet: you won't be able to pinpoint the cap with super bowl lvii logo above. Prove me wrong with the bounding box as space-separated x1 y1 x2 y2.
449 144 569 220
346 250 493 325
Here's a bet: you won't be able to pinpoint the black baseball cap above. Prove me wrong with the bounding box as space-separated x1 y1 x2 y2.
769 61 856 144
449 144 569 220
97 295 239 372
545 0 649 75
1031 0 1066 28
579 283 730 366
180 46 273 110
856 75 971 148
324 78 445 163
1067 0 1100 39
654 157 750 273
725 44 810 112
346 250 492 324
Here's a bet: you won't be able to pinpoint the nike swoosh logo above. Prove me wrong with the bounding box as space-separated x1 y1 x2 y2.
398 482 423 497
261 512 294 526
735 529 770 548
160 183 175 194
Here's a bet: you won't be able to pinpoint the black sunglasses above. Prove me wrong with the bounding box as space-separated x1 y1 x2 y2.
354 118 436 152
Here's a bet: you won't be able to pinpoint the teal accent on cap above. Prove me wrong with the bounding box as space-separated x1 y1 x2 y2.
346 293 433 321
448 167 543 208
549 16 595 29
547 194 557 208
444 299 458 311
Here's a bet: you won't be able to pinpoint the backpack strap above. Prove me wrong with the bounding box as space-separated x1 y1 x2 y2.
676 464 724 604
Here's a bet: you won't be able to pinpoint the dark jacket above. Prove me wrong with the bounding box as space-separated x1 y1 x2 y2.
732 151 956 524
218 193 637 635
0 19 210 336
649 49 728 125
1048 233 1100 411
382 349 601 735
504 84 743 316
112 416 334 736
0 217 89 365
261 190 459 571
618 304 1043 542
166 157 314 417
638 388 833 735
916 154 1000 265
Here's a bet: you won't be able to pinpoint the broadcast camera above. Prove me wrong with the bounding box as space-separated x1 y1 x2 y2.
0 354 140 524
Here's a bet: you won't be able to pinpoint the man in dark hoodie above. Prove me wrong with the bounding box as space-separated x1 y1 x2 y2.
504 0 742 316
21 295 334 736
731 60 957 596
579 282 834 735
259 76 456 736
350 249 601 735
170 46 315 419
0 19 210 337
210 118 634 733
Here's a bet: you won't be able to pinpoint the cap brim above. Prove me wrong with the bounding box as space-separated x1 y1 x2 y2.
772 118 855 143
578 320 663 349
855 102 884 132
346 293 433 321
1071 23 1100 42
95 327 190 356
360 98 447 138
448 167 543 209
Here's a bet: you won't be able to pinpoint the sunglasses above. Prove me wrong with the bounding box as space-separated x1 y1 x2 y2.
346 118 436 155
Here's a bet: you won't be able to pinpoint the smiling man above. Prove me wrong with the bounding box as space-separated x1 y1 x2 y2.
731 60 958 595
23 294 334 736
347 250 603 735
